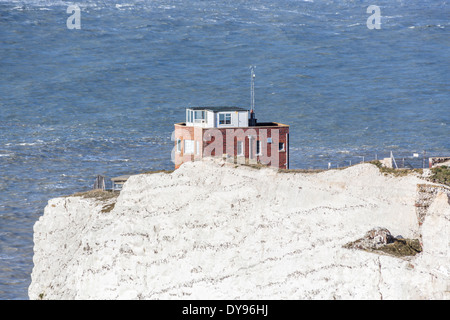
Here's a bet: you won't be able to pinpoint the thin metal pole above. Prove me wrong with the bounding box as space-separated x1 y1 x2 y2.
250 66 256 112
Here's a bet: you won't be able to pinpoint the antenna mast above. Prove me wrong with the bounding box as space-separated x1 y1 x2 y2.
250 66 256 112
249 66 257 126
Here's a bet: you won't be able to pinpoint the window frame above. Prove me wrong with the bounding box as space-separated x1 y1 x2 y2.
256 140 262 156
237 141 244 156
194 110 206 123
219 113 232 125
184 139 195 154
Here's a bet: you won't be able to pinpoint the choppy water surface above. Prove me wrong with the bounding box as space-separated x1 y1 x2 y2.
0 0 448 299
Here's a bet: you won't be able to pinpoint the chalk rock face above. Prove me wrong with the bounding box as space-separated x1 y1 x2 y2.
29 160 450 300
415 192 450 290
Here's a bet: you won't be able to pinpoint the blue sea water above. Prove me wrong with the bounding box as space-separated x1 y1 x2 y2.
0 0 448 299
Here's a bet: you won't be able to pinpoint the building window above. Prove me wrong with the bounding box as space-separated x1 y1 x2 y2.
194 110 206 123
176 139 182 153
237 141 244 156
256 140 262 155
279 142 285 151
184 139 195 154
196 141 200 155
219 113 231 125
187 109 194 123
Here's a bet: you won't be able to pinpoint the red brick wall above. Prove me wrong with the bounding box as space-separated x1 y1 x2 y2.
174 124 195 169
174 124 289 169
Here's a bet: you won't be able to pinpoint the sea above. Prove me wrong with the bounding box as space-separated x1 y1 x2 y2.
0 0 448 299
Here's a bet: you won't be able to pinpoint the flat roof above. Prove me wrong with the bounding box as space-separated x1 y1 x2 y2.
174 122 289 128
188 106 248 112
111 175 132 182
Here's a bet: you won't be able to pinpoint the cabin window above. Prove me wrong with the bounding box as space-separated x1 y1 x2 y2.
187 110 194 123
279 142 285 151
237 141 244 156
194 110 206 123
184 139 195 154
219 113 231 125
176 139 182 152
256 140 262 155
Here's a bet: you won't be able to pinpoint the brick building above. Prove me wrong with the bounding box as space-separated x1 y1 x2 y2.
173 106 289 169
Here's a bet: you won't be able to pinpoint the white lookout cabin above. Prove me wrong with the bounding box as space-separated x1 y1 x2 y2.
185 106 249 128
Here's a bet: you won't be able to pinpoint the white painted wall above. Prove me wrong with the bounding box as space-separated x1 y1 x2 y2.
216 111 248 128
185 109 215 128
206 111 215 128
186 109 249 128
238 111 249 127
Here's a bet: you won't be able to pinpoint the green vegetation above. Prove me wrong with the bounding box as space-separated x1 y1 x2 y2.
141 169 174 175
369 160 423 177
71 189 118 201
377 238 422 257
368 160 449 186
428 166 450 186
344 237 422 258
70 190 118 213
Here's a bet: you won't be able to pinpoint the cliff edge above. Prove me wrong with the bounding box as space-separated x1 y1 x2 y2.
29 159 450 299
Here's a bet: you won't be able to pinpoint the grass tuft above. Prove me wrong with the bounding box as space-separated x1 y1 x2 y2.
71 189 118 201
369 160 423 177
428 166 450 186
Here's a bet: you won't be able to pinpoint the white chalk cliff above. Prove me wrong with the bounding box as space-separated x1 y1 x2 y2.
29 159 450 299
